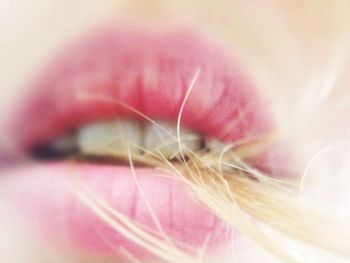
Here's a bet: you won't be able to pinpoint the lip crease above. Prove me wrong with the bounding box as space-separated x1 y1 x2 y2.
3 28 274 259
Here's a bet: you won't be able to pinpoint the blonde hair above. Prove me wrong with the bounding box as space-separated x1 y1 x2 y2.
75 72 350 263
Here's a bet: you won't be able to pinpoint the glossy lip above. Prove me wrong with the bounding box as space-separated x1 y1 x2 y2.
4 28 274 259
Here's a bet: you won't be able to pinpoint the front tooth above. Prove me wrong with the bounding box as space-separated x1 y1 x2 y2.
78 120 142 156
143 121 201 158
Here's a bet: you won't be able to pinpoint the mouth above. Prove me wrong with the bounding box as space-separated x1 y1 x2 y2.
2 28 275 260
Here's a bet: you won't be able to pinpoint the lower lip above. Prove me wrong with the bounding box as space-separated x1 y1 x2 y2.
3 162 232 260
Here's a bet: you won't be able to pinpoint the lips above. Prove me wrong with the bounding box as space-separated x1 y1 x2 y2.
3 28 274 260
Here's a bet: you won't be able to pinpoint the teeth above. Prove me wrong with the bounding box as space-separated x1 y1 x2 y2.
77 120 202 158
78 120 142 156
143 121 201 158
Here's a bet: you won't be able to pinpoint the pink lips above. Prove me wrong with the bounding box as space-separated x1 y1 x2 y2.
6 163 231 260
4 28 274 259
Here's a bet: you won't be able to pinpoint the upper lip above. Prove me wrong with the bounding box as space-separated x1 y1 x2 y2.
7 28 273 151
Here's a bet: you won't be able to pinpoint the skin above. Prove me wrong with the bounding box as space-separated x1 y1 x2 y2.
1 1 350 262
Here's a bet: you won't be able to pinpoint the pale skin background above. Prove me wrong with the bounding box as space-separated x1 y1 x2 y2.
1 1 350 262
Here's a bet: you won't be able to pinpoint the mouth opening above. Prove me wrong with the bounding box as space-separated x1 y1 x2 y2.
27 118 236 171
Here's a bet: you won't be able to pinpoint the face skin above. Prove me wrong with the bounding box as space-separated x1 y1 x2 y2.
1 1 350 262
